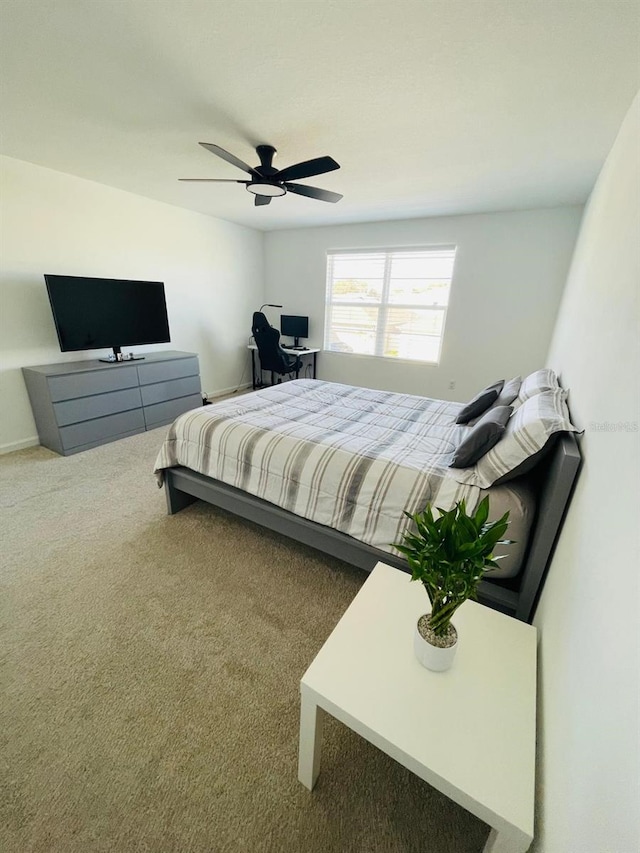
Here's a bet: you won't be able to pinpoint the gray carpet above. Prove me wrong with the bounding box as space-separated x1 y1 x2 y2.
0 428 488 853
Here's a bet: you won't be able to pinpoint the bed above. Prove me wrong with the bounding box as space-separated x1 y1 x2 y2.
154 375 581 623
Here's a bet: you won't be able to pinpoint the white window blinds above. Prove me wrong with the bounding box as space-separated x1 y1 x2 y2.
324 247 456 363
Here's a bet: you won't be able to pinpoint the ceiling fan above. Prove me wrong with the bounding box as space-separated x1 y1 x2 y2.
179 143 343 206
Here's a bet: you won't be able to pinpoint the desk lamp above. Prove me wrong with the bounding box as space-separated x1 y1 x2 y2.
259 303 283 314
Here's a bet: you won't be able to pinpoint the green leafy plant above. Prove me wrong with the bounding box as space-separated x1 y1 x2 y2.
393 497 512 638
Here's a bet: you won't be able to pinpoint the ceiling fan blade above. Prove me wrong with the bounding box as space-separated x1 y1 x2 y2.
178 178 249 183
198 143 258 176
284 182 343 203
254 195 272 206
275 156 340 183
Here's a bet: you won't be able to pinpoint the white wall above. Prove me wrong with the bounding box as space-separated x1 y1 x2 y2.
264 208 582 401
0 156 264 452
532 95 639 852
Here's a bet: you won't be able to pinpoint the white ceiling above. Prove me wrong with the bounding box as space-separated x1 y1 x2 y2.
1 0 638 231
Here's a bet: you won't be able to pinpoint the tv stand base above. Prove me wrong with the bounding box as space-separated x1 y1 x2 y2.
99 355 146 363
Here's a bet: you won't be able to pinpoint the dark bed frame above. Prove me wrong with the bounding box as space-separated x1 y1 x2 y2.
162 431 581 624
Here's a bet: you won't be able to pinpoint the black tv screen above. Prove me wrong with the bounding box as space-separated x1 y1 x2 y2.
45 275 171 354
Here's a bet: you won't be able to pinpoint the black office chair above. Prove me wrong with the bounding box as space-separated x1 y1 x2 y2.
251 311 303 386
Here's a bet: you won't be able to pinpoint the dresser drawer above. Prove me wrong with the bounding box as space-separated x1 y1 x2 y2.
48 365 139 402
60 409 146 450
140 375 201 407
137 357 199 386
143 394 203 429
54 387 142 426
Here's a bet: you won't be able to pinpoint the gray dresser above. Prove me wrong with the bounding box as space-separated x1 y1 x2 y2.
23 351 202 455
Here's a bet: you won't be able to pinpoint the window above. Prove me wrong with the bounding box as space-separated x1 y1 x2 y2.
324 247 456 364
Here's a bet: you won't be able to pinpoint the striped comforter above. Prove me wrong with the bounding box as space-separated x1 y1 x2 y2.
154 379 483 555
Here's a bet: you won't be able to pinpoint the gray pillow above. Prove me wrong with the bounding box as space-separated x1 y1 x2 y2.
494 376 521 408
455 380 504 424
467 376 522 425
450 405 513 468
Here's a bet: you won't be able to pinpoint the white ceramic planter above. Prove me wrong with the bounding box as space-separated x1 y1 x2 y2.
414 617 458 672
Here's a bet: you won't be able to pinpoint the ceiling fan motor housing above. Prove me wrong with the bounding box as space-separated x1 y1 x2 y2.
255 144 278 174
250 145 284 195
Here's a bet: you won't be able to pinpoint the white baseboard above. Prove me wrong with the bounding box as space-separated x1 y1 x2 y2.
205 382 252 401
0 436 40 455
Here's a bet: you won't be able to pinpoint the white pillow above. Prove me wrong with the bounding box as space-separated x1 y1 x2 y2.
448 388 578 488
517 368 561 403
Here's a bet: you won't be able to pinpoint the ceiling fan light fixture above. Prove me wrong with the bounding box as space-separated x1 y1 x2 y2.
246 182 286 197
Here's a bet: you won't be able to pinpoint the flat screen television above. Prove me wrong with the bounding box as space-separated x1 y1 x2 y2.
45 274 170 361
280 314 309 347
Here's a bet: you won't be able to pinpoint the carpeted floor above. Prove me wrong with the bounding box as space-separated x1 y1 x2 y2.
0 428 489 853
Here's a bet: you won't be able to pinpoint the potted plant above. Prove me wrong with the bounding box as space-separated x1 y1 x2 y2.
394 496 511 672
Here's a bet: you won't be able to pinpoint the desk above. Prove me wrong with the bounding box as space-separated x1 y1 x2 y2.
248 344 320 389
298 562 537 853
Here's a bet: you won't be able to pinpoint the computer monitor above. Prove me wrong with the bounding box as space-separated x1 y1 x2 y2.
280 315 309 347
